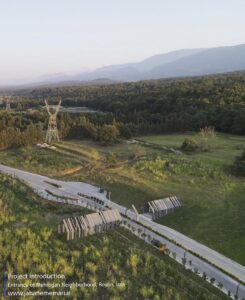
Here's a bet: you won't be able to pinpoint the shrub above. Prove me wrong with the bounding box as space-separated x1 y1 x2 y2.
233 150 245 176
129 145 146 160
106 152 117 165
181 138 199 152
200 126 216 139
134 157 166 178
97 124 119 144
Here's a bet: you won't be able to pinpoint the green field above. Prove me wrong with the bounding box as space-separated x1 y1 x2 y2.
0 146 80 177
0 173 227 299
0 132 244 266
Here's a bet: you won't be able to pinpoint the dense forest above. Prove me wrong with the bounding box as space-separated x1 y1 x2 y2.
0 111 44 149
10 71 245 135
0 71 245 150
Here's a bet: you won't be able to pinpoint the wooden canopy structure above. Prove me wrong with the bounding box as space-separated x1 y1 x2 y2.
58 209 122 240
144 196 182 220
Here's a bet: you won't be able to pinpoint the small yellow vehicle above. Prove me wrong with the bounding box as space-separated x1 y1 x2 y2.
151 239 166 252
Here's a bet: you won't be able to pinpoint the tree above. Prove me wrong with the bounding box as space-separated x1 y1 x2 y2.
131 227 136 233
128 254 139 275
210 277 216 284
217 282 223 289
182 257 187 266
199 126 216 151
16 102 22 110
233 150 245 176
140 286 154 298
137 228 142 236
119 124 133 138
59 119 70 139
194 268 199 275
98 124 119 144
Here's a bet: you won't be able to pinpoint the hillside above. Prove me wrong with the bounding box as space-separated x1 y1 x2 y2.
77 44 245 81
77 45 245 81
0 131 244 266
148 44 245 79
0 173 227 299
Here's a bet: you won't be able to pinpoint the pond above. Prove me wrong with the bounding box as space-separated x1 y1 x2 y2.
60 106 98 113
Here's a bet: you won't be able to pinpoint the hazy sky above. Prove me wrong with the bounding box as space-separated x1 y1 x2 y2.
0 0 244 84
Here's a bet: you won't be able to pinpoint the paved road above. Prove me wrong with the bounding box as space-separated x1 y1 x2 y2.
140 215 245 280
0 164 245 298
123 218 245 298
107 199 245 283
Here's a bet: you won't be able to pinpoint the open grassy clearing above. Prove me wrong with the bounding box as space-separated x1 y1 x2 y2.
138 133 245 166
61 133 245 265
0 146 81 177
0 133 244 265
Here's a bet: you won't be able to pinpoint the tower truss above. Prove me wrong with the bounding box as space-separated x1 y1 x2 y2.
45 99 61 144
5 97 11 112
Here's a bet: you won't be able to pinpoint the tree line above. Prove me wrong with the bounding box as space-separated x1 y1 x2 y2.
0 112 44 150
0 111 122 149
0 71 245 149
13 71 245 135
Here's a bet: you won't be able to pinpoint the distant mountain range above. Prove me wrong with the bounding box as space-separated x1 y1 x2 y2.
1 44 245 89
75 48 205 82
75 44 245 82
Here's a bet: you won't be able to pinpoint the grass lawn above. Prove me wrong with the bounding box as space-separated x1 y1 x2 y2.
138 132 245 167
0 132 244 265
65 133 245 265
0 146 81 177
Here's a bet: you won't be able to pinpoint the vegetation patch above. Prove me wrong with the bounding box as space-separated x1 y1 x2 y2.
0 146 79 177
0 174 227 299
0 132 244 265
233 150 245 176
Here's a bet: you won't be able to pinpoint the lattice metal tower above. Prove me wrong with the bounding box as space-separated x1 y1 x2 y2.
45 99 61 144
5 97 11 111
